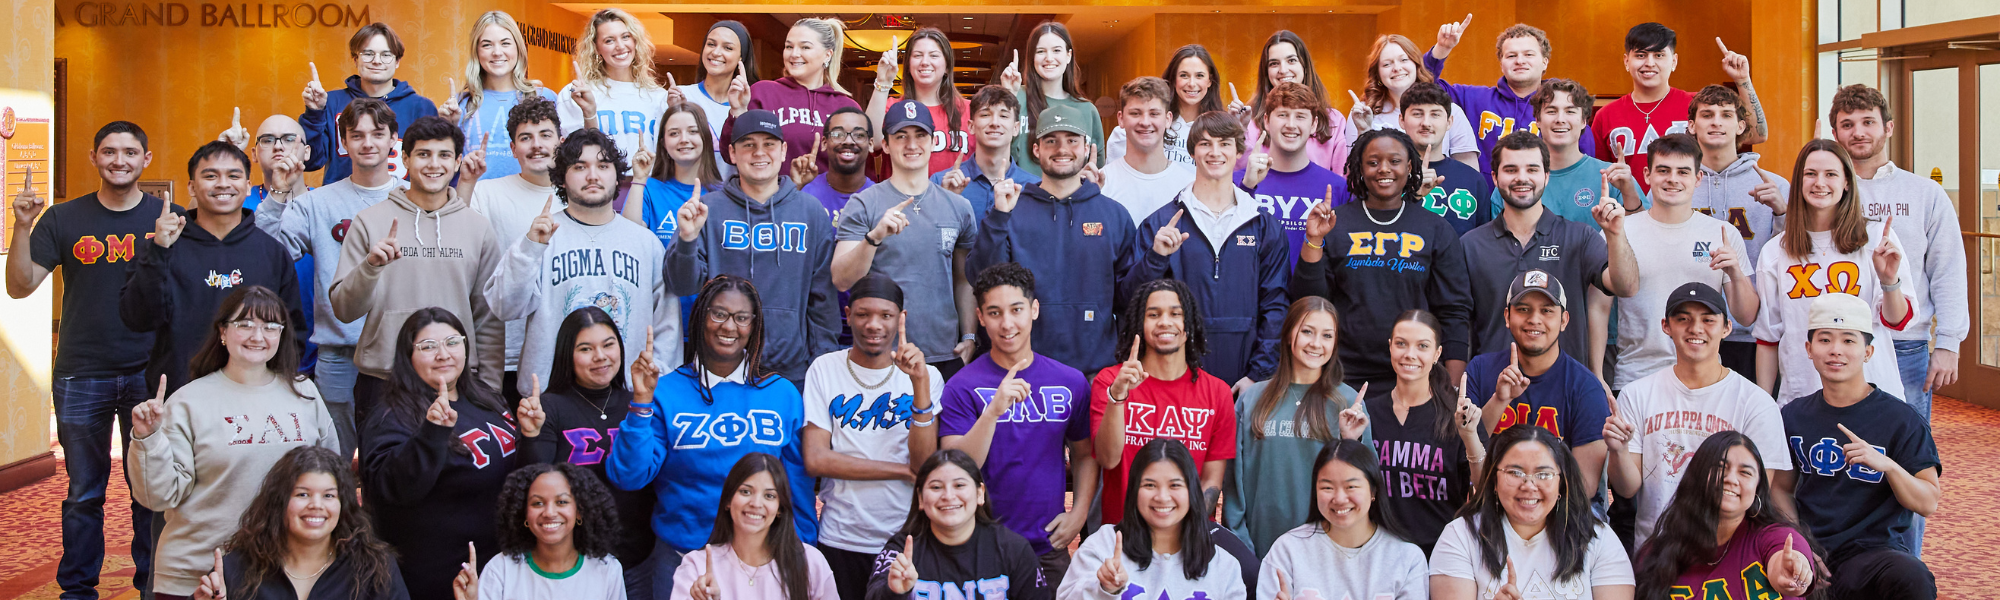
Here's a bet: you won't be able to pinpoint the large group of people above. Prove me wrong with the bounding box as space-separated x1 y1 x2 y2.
9 8 1958 600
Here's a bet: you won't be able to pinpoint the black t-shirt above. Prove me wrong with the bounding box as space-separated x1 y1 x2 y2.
1781 386 1941 563
521 385 656 566
866 523 1052 600
1365 392 1475 548
1289 203 1474 384
30 193 181 377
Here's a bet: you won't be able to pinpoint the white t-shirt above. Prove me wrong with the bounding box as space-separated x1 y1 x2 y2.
1615 368 1793 547
1613 210 1745 390
1430 517 1634 600
557 78 672 174
477 553 625 600
1100 158 1196 225
675 82 736 180
470 174 559 369
801 349 942 553
1751 222 1914 404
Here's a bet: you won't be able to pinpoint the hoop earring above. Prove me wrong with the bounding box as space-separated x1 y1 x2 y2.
1749 497 1763 518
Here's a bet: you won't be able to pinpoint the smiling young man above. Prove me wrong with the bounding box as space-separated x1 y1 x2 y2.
833 99 980 379
1401 81 1492 236
1465 270 1611 503
1592 23 1771 190
938 262 1098 587
1236 82 1350 260
666 108 840 387
467 97 563 399
800 274 940 600
1829 84 1967 436
1612 134 1758 392
484 127 678 399
1101 77 1196 223
1604 282 1790 550
936 85 1039 221
1775 293 1941 599
1491 79 1644 225
330 115 506 407
1090 279 1237 522
1687 85 1790 378
801 107 878 222
121 141 307 396
300 22 439 185
1423 21 1598 177
970 103 1136 376
7 121 167 598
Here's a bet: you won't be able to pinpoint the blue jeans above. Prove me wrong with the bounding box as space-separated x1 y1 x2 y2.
651 539 687 600
53 374 155 600
1893 339 1931 558
314 345 358 459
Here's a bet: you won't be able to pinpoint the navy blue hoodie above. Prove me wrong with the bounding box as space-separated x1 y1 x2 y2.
969 179 1136 374
299 75 439 185
1120 193 1291 384
119 210 307 395
664 176 839 383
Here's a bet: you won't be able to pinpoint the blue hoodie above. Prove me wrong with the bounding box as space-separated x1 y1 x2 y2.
605 363 819 552
968 179 1136 375
300 75 440 185
663 177 839 383
1120 194 1291 384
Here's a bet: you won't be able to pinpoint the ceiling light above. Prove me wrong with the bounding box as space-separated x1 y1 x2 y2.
962 16 974 20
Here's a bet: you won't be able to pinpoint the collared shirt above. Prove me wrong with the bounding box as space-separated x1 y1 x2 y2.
693 359 749 389
1178 185 1258 251
935 157 1040 222
1459 209 1610 358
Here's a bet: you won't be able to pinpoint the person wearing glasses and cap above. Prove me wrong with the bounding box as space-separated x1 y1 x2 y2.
1602 282 1792 552
832 99 980 379
1463 269 1611 507
664 108 840 389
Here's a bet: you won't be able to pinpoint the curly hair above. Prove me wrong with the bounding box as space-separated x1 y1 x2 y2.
1830 83 1890 122
227 446 398 600
576 9 660 91
1688 84 1746 124
1117 278 1208 373
505 97 560 141
552 127 630 205
1343 128 1424 203
494 463 621 559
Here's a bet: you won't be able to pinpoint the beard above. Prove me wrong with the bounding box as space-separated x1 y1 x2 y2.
567 185 615 208
1041 151 1085 180
1501 185 1543 210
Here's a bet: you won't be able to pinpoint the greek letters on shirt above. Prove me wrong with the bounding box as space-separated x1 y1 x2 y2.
1493 402 1563 439
595 109 659 140
1423 186 1479 221
1485 567 1587 600
1695 208 1755 241
912 576 1011 600
774 107 826 130
1606 120 1690 159
1475 113 1539 141
720 220 813 253
1255 193 1329 228
1643 412 1739 478
71 233 154 264
1375 439 1453 501
1119 583 1232 600
1119 401 1215 451
973 386 1076 424
222 412 311 445
1342 231 1431 273
1790 435 1888 484
829 392 914 431
670 410 788 449
1667 564 1785 600
561 427 621 465
1781 261 1863 299
458 423 519 469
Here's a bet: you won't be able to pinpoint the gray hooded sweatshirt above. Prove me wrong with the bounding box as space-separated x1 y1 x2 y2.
1690 151 1789 343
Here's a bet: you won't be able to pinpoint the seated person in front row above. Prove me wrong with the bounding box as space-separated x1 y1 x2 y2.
1774 293 1941 599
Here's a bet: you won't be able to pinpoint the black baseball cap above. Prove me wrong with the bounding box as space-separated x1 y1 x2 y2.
1506 269 1567 311
884 99 936 136
730 109 785 145
1665 282 1728 318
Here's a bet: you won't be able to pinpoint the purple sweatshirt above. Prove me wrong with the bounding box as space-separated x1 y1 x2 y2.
1422 49 1596 177
723 77 862 166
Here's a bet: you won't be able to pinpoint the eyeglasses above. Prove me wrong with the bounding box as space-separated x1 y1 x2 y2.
1499 468 1561 484
826 129 872 143
227 320 286 335
415 336 467 354
705 309 756 326
356 50 398 63
256 134 302 146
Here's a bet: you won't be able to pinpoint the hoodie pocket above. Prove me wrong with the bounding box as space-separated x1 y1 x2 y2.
1036 302 1115 365
759 306 807 365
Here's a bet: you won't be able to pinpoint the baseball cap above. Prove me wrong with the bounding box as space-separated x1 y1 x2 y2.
884 99 936 136
1664 282 1728 318
1034 103 1089 140
1806 293 1874 335
730 109 785 145
1506 269 1567 311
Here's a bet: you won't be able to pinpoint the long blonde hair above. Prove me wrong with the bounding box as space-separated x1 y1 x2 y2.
460 11 536 118
791 18 849 95
576 8 661 92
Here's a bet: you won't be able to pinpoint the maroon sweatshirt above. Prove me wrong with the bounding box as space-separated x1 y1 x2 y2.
722 77 862 166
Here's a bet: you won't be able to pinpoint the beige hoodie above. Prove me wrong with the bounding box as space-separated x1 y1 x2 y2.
328 186 505 389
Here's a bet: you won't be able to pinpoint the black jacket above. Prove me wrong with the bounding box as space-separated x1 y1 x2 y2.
120 209 305 395
221 551 411 600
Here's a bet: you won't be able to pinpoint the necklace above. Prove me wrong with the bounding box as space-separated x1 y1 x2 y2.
846 352 895 390
1364 201 1406 226
283 551 335 580
580 389 611 421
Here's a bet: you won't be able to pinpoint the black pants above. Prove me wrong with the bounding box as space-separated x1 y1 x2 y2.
354 372 388 432
931 357 967 383
1609 490 1638 556
1720 340 1758 383
501 370 524 412
1829 548 1936 599
818 543 877 600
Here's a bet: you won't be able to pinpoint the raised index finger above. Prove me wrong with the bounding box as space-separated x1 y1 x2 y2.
309 62 320 83
1347 89 1363 106
1836 423 1864 444
1757 168 1773 185
468 541 477 569
214 547 225 573
1166 209 1183 229
1511 342 1521 367
1129 335 1141 362
644 325 655 355
387 218 399 240
894 197 916 213
1715 36 1731 55
1459 13 1474 30
232 107 241 129
542 194 554 215
899 311 908 347
1506 557 1517 586
1882 213 1894 234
